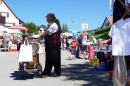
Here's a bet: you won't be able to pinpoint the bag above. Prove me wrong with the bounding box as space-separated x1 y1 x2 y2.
18 37 33 62
38 43 43 54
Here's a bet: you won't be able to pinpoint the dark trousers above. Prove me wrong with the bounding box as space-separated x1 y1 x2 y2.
75 47 80 58
44 43 61 74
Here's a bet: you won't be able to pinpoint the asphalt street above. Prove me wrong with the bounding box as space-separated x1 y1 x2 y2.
0 49 113 86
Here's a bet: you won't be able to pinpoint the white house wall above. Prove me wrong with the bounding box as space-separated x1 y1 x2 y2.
0 1 19 26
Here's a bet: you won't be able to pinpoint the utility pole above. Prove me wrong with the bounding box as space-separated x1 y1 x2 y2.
72 20 74 36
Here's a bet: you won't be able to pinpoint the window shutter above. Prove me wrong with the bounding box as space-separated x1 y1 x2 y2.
0 0 2 5
0 12 2 16
7 12 9 17
0 16 5 24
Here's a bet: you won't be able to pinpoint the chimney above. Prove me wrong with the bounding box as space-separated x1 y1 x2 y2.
13 23 15 26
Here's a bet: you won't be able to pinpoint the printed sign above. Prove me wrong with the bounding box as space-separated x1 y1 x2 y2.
82 23 88 30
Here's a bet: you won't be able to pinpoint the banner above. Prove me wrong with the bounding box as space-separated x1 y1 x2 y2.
82 23 88 30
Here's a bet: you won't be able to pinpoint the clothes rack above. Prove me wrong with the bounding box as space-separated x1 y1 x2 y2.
118 0 130 18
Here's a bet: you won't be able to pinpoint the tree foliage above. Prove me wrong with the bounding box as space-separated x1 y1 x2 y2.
61 24 69 33
55 19 61 28
55 19 62 33
54 19 69 33
22 22 40 34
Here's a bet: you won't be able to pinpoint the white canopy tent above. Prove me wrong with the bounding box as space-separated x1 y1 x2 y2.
61 32 73 36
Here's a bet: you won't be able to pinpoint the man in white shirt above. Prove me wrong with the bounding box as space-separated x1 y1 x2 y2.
40 13 61 77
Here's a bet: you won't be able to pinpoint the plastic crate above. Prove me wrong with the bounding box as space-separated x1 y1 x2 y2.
94 66 108 71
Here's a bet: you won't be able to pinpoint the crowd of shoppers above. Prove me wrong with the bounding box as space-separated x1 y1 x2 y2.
60 32 112 60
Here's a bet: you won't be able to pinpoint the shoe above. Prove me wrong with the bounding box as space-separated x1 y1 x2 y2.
49 73 61 77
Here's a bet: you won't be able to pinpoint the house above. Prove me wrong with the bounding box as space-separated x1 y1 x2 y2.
101 16 113 28
0 0 24 34
39 24 47 33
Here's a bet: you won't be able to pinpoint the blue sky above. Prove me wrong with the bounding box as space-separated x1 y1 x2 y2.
5 0 112 31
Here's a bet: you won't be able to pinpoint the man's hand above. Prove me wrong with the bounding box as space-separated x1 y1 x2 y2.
39 35 44 39
40 30 50 38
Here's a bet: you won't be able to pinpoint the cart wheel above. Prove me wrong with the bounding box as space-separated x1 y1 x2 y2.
19 63 23 79
37 63 42 78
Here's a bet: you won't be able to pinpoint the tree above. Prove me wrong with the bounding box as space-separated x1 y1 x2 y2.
54 19 62 33
61 24 69 33
22 22 40 34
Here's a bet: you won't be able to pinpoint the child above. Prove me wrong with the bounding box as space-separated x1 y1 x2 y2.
69 37 78 60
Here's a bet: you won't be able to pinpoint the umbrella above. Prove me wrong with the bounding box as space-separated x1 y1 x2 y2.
8 25 28 30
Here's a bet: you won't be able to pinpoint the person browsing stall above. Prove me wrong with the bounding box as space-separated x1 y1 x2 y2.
3 31 11 52
69 37 78 60
40 13 61 77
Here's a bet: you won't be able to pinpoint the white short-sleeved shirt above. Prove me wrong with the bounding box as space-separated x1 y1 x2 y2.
47 22 58 35
109 18 130 56
82 35 89 45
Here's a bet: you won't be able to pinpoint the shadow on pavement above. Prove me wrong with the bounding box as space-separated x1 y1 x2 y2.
10 70 38 80
61 62 112 86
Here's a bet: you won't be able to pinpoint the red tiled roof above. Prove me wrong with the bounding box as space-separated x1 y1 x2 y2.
107 16 113 25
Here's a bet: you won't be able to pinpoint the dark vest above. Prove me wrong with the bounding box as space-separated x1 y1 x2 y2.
45 23 60 46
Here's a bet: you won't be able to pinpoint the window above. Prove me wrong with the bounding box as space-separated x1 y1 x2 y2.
1 12 9 17
105 23 109 26
2 12 6 17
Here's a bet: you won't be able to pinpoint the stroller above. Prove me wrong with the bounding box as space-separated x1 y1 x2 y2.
17 35 42 79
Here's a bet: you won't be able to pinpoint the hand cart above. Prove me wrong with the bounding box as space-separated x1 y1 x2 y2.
18 35 42 79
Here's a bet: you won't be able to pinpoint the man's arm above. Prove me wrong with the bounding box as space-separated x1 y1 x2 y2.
40 23 58 38
40 30 50 38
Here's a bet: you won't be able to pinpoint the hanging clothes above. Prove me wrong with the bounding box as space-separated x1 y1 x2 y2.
113 56 127 86
109 18 130 55
109 18 130 86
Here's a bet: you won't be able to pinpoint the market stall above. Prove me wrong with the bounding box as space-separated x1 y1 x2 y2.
8 25 27 52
